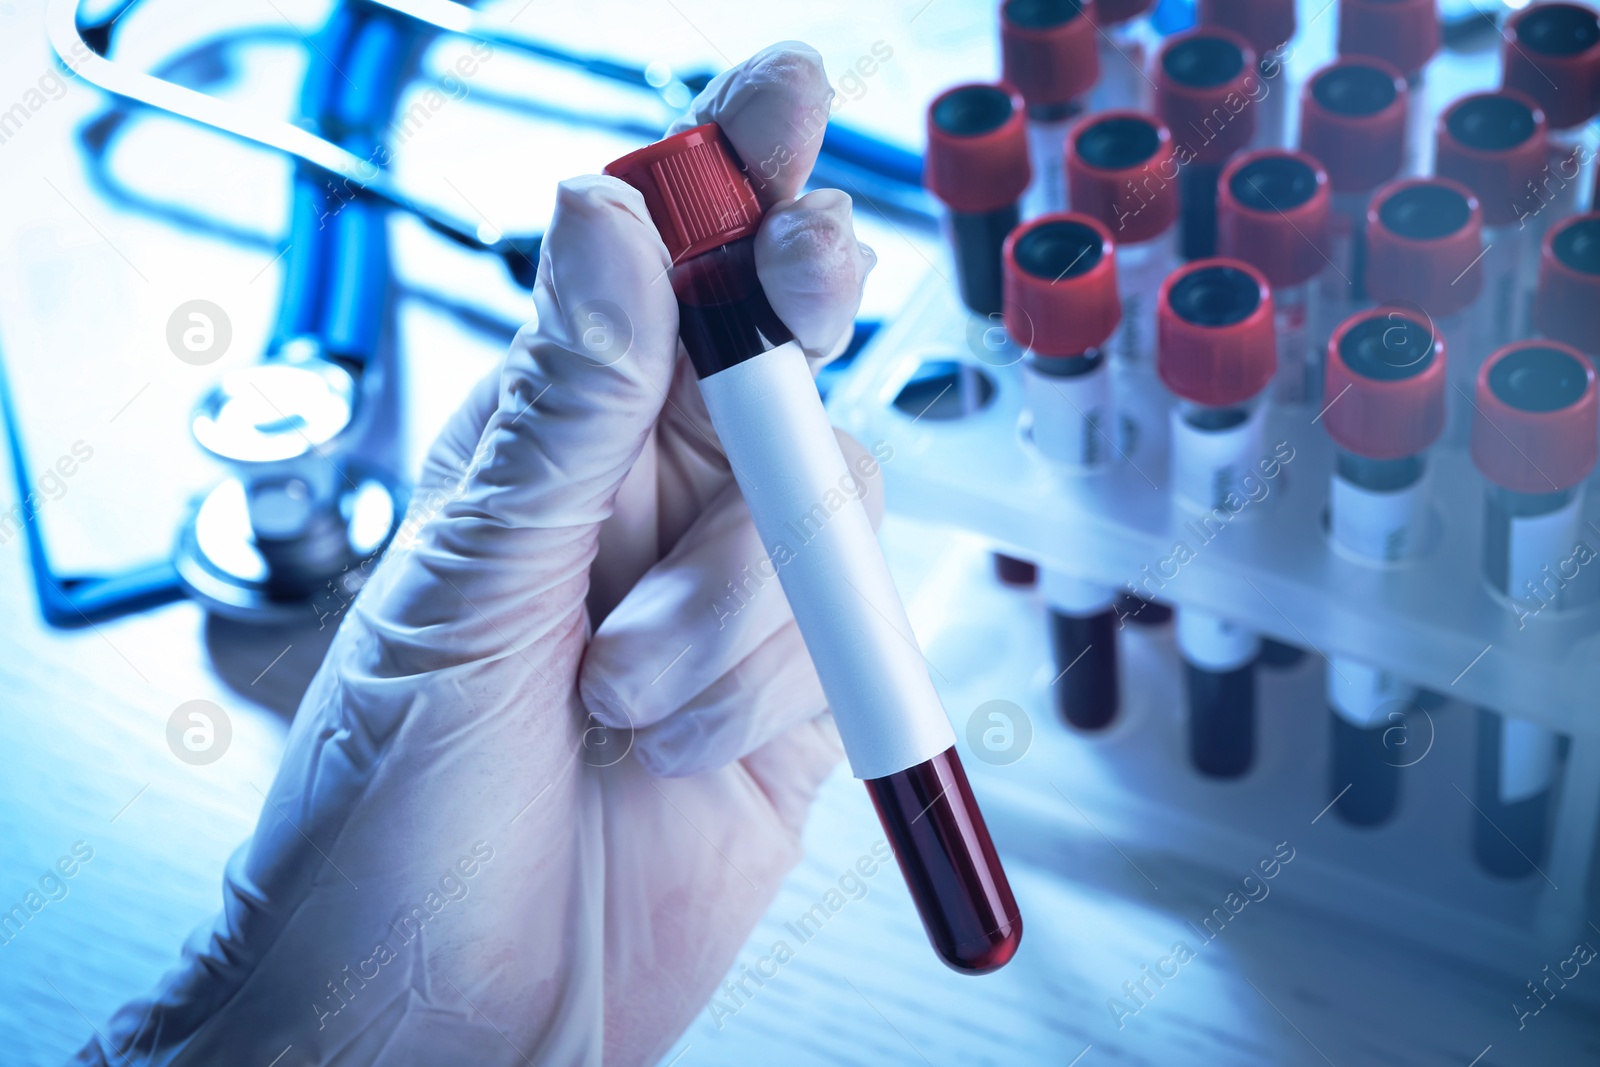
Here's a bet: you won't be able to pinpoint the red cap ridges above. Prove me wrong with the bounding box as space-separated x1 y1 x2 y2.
1158 258 1277 406
1365 178 1484 318
1066 111 1180 244
1299 58 1408 195
1156 28 1259 166
1472 341 1599 493
1218 149 1331 288
603 123 762 263
1001 0 1100 110
1435 91 1548 227
1324 307 1447 458
1502 2 1600 131
1198 0 1295 57
1534 213 1600 354
924 83 1032 214
1003 213 1121 357
1338 0 1439 78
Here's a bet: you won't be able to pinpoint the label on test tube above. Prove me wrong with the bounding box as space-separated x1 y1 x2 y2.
1169 404 1267 512
1274 287 1313 403
1023 118 1074 217
699 341 957 780
1501 717 1560 803
1330 473 1424 563
1177 608 1260 670
1023 361 1110 468
1326 658 1408 728
1043 569 1115 614
1506 494 1583 614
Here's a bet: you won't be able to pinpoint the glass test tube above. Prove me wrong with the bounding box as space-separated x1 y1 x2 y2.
1534 214 1600 374
1338 0 1440 175
1197 0 1298 150
1088 0 1157 113
1001 0 1099 218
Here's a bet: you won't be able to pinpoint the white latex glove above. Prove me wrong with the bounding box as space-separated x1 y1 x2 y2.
74 41 877 1067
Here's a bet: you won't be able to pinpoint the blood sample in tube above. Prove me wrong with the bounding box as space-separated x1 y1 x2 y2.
1089 0 1157 113
606 125 1021 971
1003 214 1124 729
1197 0 1296 149
1001 0 1099 218
1321 308 1447 826
1502 3 1600 225
1364 177 1484 439
1218 149 1332 404
1338 0 1439 174
1435 91 1549 350
1534 213 1600 361
1299 57 1410 332
1156 28 1259 261
1468 341 1597 878
925 82 1040 589
1158 259 1277 778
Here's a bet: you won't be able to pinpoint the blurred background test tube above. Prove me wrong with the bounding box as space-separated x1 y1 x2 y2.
1534 214 1600 373
1004 214 1125 730
1299 57 1410 340
1088 0 1158 113
1362 177 1484 439
1196 0 1297 150
1157 27 1260 261
924 82 1039 587
1320 307 1448 826
1434 91 1549 352
1500 3 1600 231
1157 259 1278 778
1001 0 1100 218
1468 341 1597 879
1217 148 1333 404
1337 0 1440 175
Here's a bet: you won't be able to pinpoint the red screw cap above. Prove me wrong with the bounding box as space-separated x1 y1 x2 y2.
1338 0 1439 79
1066 111 1180 243
1502 2 1600 131
1155 28 1260 166
1299 58 1409 196
1534 213 1600 354
1435 91 1548 228
1094 0 1156 25
604 123 763 264
1198 0 1296 57
1472 340 1599 493
1218 149 1332 288
1324 307 1448 459
1003 213 1121 357
1158 258 1277 406
1364 178 1484 318
1001 0 1101 110
924 83 1032 214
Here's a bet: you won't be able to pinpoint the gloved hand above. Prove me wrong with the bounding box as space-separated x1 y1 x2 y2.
75 41 877 1067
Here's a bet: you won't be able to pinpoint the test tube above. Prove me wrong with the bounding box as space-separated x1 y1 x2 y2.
1156 28 1260 261
1337 0 1439 175
924 82 1039 589
1320 308 1447 826
1001 0 1100 218
606 124 1022 972
1298 57 1410 336
1088 0 1157 113
1197 0 1297 150
1533 213 1600 365
1003 214 1125 729
1434 91 1549 352
1217 149 1333 404
1468 341 1597 878
1363 178 1484 439
1158 259 1278 778
1501 3 1600 226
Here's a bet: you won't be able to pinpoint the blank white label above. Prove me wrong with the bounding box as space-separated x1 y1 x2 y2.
1330 473 1423 563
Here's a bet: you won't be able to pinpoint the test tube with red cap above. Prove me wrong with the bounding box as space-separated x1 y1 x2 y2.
925 82 1039 588
1435 91 1549 351
1320 308 1447 826
1158 259 1278 778
1197 0 1297 149
1363 177 1484 439
1000 0 1100 218
1502 3 1600 227
1088 0 1157 113
1337 0 1439 175
1218 149 1333 404
1469 341 1597 878
605 124 1022 972
1299 57 1410 335
1003 214 1125 729
1534 214 1600 368
1155 28 1260 261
